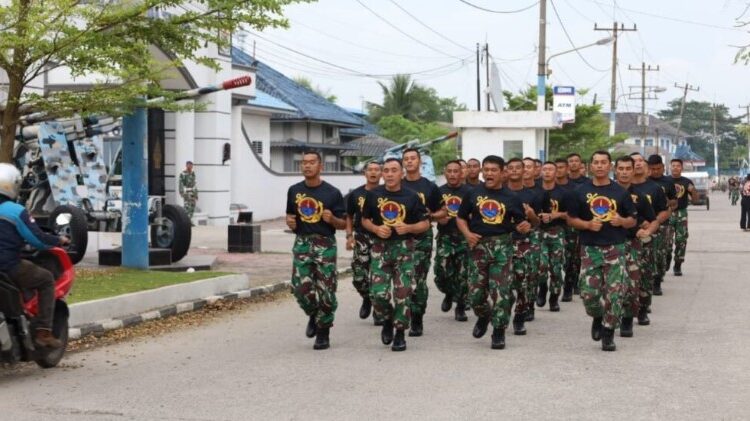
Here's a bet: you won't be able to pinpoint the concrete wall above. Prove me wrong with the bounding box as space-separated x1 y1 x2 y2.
460 128 540 162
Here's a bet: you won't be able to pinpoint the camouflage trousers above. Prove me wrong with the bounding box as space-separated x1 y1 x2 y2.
182 195 197 219
370 238 417 330
669 209 689 263
512 238 533 315
730 190 740 205
468 235 514 329
564 227 581 287
624 238 655 317
526 230 542 308
540 225 567 297
350 232 373 299
653 226 670 277
579 244 631 329
291 235 338 328
410 228 433 317
433 233 469 304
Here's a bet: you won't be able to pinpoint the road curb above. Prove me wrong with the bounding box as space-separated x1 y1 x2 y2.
68 267 352 340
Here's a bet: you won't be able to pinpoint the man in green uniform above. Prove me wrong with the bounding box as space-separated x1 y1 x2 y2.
457 155 530 349
567 151 637 352
401 148 446 337
537 161 568 312
286 151 347 350
434 160 473 322
566 153 590 298
669 159 697 276
178 161 198 221
554 158 576 302
362 158 429 352
466 158 482 187
648 155 677 293
345 162 382 322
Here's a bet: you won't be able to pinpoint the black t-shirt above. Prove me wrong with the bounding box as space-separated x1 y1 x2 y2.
286 181 345 237
631 179 668 216
568 175 590 186
507 185 544 239
567 180 637 246
437 183 473 235
540 185 569 227
626 186 656 239
671 176 695 210
650 175 677 202
457 185 525 237
346 185 370 233
402 176 442 213
362 185 427 241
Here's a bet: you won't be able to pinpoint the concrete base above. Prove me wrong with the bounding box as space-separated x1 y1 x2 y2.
98 248 172 267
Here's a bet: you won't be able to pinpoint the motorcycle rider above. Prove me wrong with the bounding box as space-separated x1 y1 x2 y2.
0 163 70 349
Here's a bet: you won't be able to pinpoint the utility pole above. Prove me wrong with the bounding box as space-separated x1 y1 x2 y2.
537 0 547 111
713 103 720 178
739 104 750 165
674 82 700 144
485 43 490 111
595 21 637 136
628 62 659 142
476 43 481 111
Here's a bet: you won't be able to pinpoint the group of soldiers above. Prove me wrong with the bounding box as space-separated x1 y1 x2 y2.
285 148 695 352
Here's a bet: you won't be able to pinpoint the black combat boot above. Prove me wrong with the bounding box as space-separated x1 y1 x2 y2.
313 328 330 350
408 313 423 337
491 327 506 349
525 306 535 322
373 318 384 326
454 302 468 322
305 315 317 338
381 320 394 345
653 277 663 296
591 317 603 341
673 260 683 277
549 294 560 312
391 329 406 352
601 327 616 351
359 297 372 319
637 306 650 325
620 317 634 338
473 316 490 338
573 284 581 295
512 313 527 335
561 282 573 302
666 255 672 273
441 294 453 312
536 282 548 308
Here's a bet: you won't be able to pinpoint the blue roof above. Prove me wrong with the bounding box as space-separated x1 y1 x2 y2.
340 112 378 137
233 47 362 127
248 90 296 113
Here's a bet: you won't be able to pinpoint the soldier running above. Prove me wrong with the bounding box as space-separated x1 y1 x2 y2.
178 161 198 222
362 158 429 352
457 155 530 349
565 153 589 298
669 159 697 276
554 158 577 302
647 155 677 293
285 151 347 350
434 161 473 322
466 158 482 187
345 162 382 323
537 161 569 312
401 148 446 337
567 151 637 352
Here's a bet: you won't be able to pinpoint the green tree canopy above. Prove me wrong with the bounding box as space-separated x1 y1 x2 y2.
376 114 455 170
292 76 337 103
367 74 466 123
0 0 308 162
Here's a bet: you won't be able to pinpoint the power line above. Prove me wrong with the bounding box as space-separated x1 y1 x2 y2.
388 0 473 53
457 0 539 14
549 0 609 72
354 0 464 59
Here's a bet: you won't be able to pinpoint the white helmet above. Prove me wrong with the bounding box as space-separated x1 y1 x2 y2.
0 163 22 200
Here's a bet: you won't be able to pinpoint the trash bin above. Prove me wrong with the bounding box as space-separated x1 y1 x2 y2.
228 222 261 253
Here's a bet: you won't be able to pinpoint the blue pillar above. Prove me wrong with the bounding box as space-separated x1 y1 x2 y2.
121 107 149 269
537 75 546 112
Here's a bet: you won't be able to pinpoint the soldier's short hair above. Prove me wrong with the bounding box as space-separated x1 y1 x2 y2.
534 159 543 165
402 148 421 160
543 161 556 167
482 155 504 169
567 153 582 160
670 158 684 166
615 156 634 167
554 158 568 165
467 158 480 165
506 157 523 167
302 150 322 162
590 150 612 162
365 161 382 169
383 157 402 167
444 160 462 169
647 154 663 165
186 160 193 165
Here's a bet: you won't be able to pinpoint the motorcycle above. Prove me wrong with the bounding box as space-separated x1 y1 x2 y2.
0 246 74 368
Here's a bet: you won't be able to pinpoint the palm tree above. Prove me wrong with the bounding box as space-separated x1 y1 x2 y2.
368 74 418 122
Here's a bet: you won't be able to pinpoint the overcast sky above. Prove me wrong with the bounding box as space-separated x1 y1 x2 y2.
243 0 750 118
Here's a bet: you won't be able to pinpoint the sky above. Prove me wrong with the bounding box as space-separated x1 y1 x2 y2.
240 0 750 119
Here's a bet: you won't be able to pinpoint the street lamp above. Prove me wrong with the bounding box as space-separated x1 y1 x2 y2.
545 36 614 78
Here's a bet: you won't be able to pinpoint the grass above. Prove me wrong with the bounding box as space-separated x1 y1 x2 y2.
67 268 233 304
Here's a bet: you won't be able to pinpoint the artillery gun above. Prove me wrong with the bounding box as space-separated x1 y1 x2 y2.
3 75 252 264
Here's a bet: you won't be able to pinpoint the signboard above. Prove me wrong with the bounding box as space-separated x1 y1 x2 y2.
553 86 576 125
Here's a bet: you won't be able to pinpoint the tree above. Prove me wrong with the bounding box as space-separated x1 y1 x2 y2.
736 3 750 64
292 76 337 103
376 114 455 170
0 0 308 163
503 86 624 159
367 74 466 123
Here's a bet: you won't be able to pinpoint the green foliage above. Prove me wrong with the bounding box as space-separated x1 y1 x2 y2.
292 76 337 103
376 114 454 171
368 74 466 123
0 0 309 162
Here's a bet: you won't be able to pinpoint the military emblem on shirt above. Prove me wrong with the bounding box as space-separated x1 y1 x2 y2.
378 198 406 226
296 193 324 223
417 192 426 205
550 199 559 213
631 194 639 204
587 193 618 222
675 183 686 198
476 196 506 225
357 195 366 212
442 194 462 218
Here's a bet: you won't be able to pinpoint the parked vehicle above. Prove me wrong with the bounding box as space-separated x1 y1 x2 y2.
685 171 710 210
0 246 74 368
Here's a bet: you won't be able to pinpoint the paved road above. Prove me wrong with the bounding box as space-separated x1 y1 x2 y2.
2 193 749 420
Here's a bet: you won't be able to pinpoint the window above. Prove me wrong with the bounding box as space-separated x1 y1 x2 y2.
324 154 338 172
291 153 302 172
503 140 523 160
282 123 293 139
323 126 334 140
251 141 263 154
645 138 654 147
635 139 641 146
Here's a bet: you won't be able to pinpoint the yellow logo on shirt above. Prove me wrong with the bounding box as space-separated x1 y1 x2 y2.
442 194 462 218
378 198 406 226
675 183 686 198
476 196 506 225
296 193 324 223
586 193 618 222
417 192 426 205
357 195 366 212
550 199 559 213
